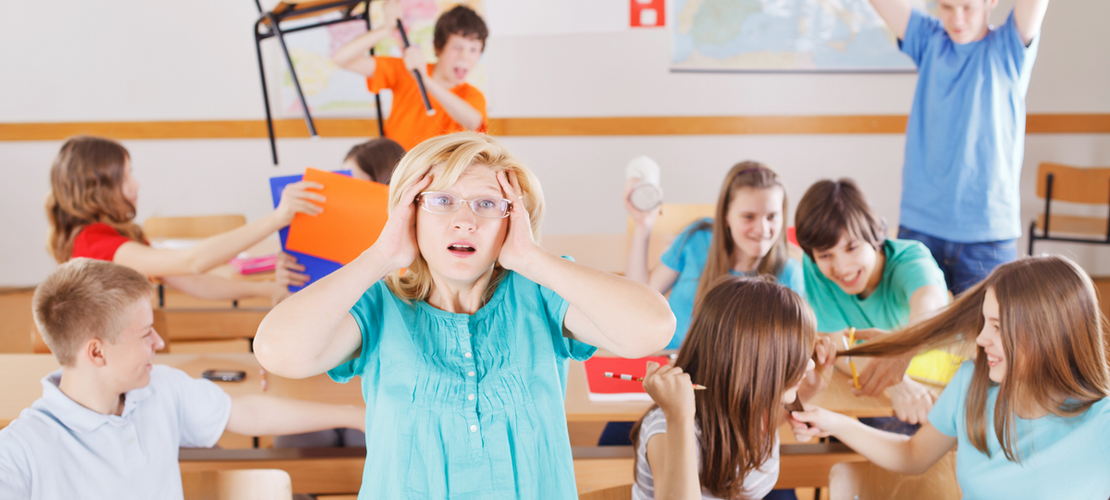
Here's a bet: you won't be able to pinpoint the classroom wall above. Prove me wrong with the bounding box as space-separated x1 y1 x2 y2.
2 0 1109 286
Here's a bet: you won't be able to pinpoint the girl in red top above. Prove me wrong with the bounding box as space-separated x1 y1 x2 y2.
46 135 321 303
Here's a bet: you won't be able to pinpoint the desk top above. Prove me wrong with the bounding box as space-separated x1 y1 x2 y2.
1 353 895 429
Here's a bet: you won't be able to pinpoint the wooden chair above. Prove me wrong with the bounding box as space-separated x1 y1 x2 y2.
578 484 632 500
142 214 248 307
828 453 959 500
1028 162 1110 255
182 469 292 500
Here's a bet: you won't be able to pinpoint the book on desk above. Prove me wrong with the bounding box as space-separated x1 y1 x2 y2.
582 356 670 402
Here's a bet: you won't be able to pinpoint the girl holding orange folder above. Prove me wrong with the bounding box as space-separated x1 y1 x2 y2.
45 135 321 304
254 132 675 499
630 276 819 500
792 255 1110 499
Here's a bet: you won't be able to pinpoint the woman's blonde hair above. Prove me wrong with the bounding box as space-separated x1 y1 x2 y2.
384 132 545 302
693 161 790 308
845 255 1110 462
632 276 815 498
46 136 144 263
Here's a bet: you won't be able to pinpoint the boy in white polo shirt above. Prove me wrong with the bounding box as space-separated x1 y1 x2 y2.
0 258 365 499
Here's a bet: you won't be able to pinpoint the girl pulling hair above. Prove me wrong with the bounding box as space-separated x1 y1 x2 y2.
46 135 320 303
624 161 803 350
793 255 1110 499
632 276 816 500
254 132 674 499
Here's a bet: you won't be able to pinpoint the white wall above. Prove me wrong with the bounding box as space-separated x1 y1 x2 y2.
2 0 1109 286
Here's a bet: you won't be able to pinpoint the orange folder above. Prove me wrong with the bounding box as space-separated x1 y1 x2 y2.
286 168 390 265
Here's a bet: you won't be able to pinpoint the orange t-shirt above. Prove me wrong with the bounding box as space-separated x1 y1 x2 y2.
368 57 488 151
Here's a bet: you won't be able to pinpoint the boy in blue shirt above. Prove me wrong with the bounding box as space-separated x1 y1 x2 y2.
0 259 366 500
868 0 1050 294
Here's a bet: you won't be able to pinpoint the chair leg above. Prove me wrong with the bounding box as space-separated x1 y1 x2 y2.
254 23 278 165
1027 221 1036 256
269 13 318 138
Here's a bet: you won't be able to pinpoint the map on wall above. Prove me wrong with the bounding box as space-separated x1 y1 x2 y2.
671 0 933 72
275 0 485 118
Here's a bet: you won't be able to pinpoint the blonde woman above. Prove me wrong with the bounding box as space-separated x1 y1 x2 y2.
793 255 1110 499
254 132 675 499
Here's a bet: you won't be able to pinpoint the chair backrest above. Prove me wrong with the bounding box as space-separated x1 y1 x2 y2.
143 215 247 240
182 469 292 500
578 484 633 500
1036 163 1110 204
627 203 717 238
828 452 960 500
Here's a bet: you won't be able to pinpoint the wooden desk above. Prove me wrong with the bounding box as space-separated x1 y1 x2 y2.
565 358 894 423
0 353 363 426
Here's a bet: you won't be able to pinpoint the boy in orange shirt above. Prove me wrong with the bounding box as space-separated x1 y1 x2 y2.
333 1 487 150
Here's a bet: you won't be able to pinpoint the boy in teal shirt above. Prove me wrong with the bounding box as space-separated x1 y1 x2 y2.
795 179 954 426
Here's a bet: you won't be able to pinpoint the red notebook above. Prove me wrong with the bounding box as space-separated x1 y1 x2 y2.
582 356 670 402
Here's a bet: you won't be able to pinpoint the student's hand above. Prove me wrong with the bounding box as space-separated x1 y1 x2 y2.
642 361 696 422
275 181 325 227
887 376 936 425
496 170 542 274
402 46 429 80
623 177 660 230
799 335 837 400
268 282 292 306
274 252 309 289
790 405 846 441
366 173 432 272
851 328 913 396
382 0 402 29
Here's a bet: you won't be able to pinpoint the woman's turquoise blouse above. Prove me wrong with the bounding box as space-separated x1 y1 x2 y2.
328 268 597 499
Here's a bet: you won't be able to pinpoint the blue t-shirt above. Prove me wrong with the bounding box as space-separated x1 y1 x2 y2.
899 9 1039 243
328 269 597 499
660 219 805 349
929 362 1110 499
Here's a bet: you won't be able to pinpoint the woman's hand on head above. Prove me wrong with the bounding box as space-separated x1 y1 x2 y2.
496 170 542 274
642 361 696 422
367 173 433 272
275 181 325 226
623 177 660 229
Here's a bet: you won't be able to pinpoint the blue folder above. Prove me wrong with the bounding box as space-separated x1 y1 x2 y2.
268 171 350 292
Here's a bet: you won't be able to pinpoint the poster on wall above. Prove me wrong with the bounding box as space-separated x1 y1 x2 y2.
273 0 485 118
671 0 935 72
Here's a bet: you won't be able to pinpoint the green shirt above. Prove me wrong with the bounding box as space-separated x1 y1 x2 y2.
802 238 946 333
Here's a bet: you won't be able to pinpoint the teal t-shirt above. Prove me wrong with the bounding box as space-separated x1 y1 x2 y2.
802 238 945 333
660 218 805 349
929 362 1110 499
328 268 597 499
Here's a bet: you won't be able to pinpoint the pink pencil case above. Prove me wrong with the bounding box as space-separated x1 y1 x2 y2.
229 254 278 275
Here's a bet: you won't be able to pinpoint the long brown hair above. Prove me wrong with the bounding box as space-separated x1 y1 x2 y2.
844 255 1110 462
632 276 816 498
46 136 144 263
694 162 790 308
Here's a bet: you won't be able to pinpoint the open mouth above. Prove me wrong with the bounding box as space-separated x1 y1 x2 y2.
454 67 468 81
986 354 1002 367
448 243 476 257
839 270 862 287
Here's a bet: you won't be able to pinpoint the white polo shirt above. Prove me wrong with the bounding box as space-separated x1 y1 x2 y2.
0 365 232 500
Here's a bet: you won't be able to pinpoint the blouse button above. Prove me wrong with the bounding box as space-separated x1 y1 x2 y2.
464 352 472 358
468 371 475 377
470 425 478 432
468 393 475 401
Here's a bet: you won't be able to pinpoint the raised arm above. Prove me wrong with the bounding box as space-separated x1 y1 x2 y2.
331 0 402 76
869 0 913 40
1014 0 1050 46
642 361 701 500
113 181 322 277
496 172 675 358
792 406 956 475
225 395 365 436
253 175 432 379
623 179 680 294
401 47 484 130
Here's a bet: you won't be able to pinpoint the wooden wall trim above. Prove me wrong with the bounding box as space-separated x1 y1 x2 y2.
1 114 1107 141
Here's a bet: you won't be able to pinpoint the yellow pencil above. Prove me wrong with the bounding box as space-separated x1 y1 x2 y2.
846 327 860 390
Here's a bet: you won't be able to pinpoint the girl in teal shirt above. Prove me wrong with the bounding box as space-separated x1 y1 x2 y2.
624 162 803 349
254 132 676 499
793 255 1110 500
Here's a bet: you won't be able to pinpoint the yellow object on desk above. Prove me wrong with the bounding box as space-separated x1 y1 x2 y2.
845 327 860 390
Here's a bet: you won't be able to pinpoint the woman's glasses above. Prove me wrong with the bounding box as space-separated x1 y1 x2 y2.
418 192 512 219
